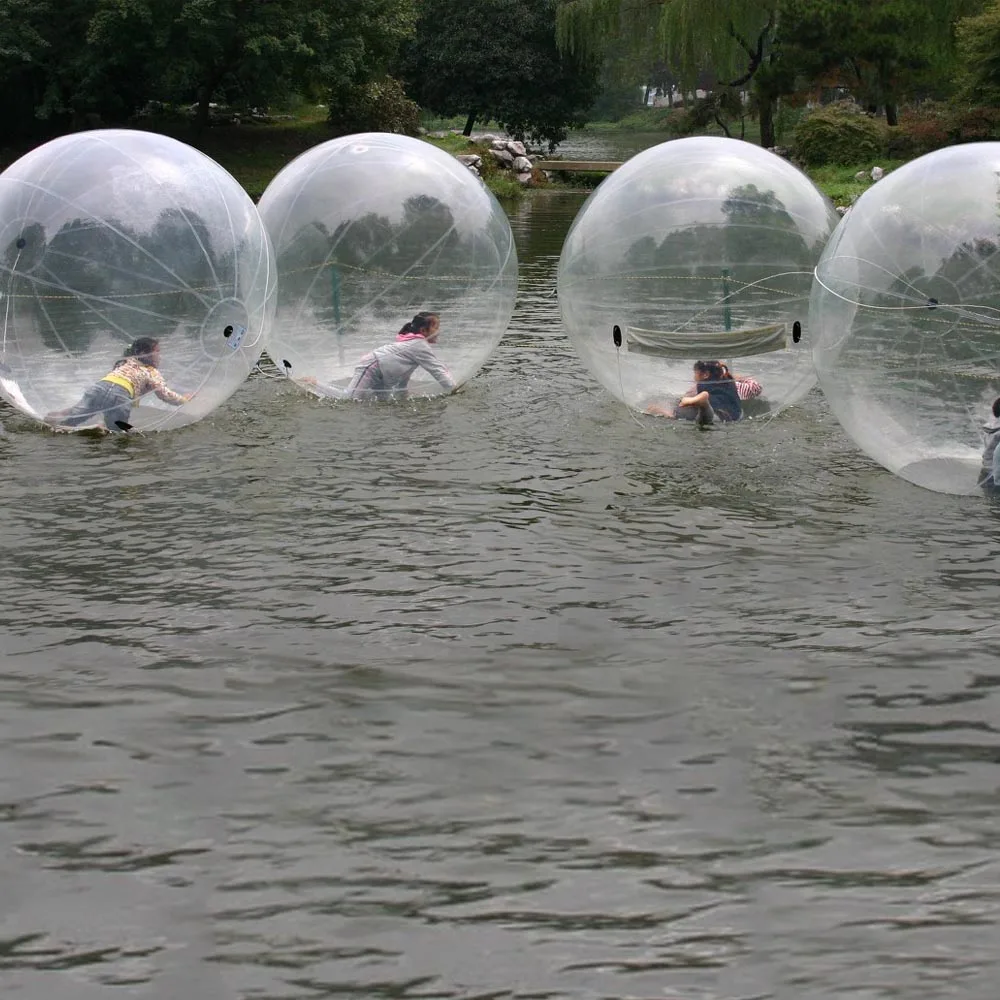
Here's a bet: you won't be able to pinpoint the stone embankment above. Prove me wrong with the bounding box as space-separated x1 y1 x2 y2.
429 131 541 186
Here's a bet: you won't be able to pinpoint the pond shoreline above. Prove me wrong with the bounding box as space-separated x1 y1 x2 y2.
0 120 887 211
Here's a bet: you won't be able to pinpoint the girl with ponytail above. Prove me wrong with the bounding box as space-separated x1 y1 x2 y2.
344 311 456 400
645 360 745 424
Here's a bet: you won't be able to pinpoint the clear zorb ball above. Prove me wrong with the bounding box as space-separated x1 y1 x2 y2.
811 143 1000 494
558 135 839 416
257 132 518 397
0 129 275 430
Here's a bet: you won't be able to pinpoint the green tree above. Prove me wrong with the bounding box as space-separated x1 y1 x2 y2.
401 0 602 150
591 28 684 118
0 0 46 63
91 0 418 131
0 0 418 140
557 0 977 142
2 0 176 133
955 0 1000 104
779 0 977 125
589 35 659 119
0 0 51 135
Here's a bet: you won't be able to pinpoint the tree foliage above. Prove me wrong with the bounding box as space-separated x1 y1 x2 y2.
779 0 977 125
326 75 421 137
955 0 1000 104
558 0 782 144
0 0 49 69
556 0 983 141
1 0 995 155
791 100 886 165
0 0 418 139
400 0 602 149
558 0 775 88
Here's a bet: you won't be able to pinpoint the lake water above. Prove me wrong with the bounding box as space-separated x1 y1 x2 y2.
2 180 1000 1000
557 130 677 162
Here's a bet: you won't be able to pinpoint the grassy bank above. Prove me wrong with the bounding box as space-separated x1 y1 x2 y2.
153 104 333 201
0 108 897 210
418 128 892 211
419 131 526 201
806 161 906 207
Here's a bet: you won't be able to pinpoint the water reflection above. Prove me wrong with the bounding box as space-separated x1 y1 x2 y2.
3 208 235 355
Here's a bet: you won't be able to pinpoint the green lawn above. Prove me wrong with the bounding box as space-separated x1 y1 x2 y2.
806 161 905 208
153 105 333 201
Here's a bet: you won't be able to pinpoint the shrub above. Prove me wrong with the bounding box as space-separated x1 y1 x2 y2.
887 102 951 158
327 76 421 137
791 101 885 166
884 102 1000 158
950 104 1000 143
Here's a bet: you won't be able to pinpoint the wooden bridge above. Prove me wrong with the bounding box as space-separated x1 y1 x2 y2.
534 160 623 173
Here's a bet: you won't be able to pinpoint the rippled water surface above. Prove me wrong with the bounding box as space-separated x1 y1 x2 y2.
556 130 677 163
2 184 1000 1000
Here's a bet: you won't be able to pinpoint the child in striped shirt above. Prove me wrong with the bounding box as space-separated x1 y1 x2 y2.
645 362 762 422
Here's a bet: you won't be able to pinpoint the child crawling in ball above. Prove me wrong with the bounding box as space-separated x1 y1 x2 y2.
45 336 191 432
346 311 456 400
645 360 750 425
298 311 457 400
978 396 1000 489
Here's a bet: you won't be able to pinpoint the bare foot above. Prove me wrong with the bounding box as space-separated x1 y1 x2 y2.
645 403 674 418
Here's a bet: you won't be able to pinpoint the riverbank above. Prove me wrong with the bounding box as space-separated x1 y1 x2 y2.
0 110 898 210
425 129 906 208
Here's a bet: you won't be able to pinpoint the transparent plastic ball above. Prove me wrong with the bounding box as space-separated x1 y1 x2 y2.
257 132 518 398
0 129 275 431
558 136 839 416
811 143 1000 494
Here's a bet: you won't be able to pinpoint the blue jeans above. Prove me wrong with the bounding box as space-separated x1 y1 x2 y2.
61 381 132 430
675 401 716 425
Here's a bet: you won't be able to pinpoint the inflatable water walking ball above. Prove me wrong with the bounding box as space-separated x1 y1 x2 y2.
0 130 275 431
558 136 839 417
811 143 1000 495
257 132 518 397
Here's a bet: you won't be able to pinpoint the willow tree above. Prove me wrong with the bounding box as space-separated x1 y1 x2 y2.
557 0 783 146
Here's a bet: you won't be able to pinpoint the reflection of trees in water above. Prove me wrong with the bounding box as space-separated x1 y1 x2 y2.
4 209 227 355
276 218 345 313
938 237 1000 307
278 195 503 328
884 237 1000 372
722 184 805 263
3 222 46 271
621 185 813 328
